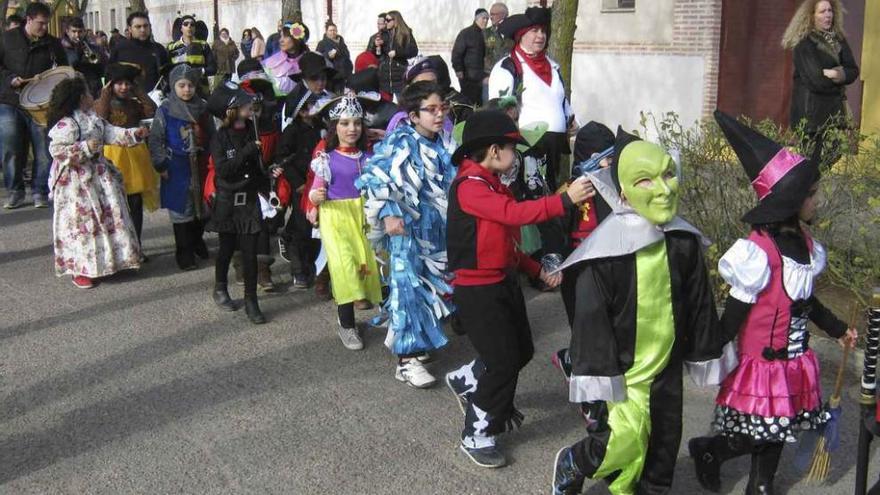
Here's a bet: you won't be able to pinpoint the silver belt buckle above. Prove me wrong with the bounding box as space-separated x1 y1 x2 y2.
233 192 247 206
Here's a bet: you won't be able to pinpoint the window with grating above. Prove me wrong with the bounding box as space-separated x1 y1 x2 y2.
601 0 636 12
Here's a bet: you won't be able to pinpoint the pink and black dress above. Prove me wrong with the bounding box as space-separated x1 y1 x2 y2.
713 228 846 443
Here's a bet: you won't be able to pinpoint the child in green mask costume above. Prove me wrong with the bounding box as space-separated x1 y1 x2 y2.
551 128 736 495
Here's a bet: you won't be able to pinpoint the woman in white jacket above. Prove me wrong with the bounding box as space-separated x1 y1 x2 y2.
488 6 574 192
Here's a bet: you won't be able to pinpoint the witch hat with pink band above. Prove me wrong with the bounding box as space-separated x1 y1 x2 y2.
714 110 820 225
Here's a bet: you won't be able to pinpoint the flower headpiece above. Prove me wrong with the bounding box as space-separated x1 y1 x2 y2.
289 22 309 41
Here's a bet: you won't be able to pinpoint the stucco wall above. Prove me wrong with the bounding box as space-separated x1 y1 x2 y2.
82 0 718 135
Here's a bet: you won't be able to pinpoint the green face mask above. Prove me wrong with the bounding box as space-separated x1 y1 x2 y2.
618 141 679 225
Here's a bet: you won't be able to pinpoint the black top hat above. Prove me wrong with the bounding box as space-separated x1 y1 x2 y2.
347 67 380 93
498 7 551 41
714 110 819 225
573 121 615 163
451 110 528 165
105 62 142 83
207 80 255 119
289 51 337 82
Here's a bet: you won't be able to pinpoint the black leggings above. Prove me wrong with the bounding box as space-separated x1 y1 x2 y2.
337 302 355 329
127 194 144 241
258 221 271 256
216 233 258 296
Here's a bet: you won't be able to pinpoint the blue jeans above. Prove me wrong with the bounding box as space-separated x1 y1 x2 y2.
0 104 51 197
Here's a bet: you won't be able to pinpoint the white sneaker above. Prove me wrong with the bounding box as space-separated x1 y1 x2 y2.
395 359 437 388
337 325 364 351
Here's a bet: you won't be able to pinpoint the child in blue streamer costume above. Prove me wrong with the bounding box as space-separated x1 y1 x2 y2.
356 81 457 389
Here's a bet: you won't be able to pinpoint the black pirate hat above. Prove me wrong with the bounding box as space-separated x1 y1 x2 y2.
498 7 551 41
237 58 275 101
207 80 255 119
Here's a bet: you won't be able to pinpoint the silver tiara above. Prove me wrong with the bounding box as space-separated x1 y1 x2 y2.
328 95 364 120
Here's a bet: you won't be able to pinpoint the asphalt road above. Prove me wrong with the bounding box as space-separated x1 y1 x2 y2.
0 202 877 494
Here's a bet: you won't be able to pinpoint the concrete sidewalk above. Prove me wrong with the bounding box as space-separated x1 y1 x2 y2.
0 205 877 494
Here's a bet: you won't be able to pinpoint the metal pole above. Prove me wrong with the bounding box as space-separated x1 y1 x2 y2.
856 290 880 495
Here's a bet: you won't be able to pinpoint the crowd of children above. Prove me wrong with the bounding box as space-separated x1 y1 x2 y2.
37 3 868 494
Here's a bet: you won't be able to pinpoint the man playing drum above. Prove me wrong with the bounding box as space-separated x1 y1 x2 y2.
0 2 67 209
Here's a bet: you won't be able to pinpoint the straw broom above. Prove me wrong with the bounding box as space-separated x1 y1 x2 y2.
805 304 858 482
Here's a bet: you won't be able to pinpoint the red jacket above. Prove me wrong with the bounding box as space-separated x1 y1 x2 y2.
448 159 569 286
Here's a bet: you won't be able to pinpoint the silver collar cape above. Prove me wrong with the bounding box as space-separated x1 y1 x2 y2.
556 167 711 273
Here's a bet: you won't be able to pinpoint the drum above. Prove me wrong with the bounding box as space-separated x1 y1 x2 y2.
19 66 77 126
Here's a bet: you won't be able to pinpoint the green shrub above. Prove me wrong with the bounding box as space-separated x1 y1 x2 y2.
638 111 880 306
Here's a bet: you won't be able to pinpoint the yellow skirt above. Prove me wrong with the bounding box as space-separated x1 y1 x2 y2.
103 142 160 211
319 197 383 305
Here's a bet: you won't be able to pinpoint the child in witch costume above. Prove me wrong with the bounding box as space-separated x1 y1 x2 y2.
308 95 383 349
551 129 735 495
444 110 593 468
148 64 215 270
686 111 858 495
356 81 457 388
205 81 273 324
95 63 159 255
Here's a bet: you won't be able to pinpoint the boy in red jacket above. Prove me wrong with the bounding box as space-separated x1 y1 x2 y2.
444 110 593 468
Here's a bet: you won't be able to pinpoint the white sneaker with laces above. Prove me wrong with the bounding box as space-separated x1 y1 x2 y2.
395 359 437 388
337 325 363 350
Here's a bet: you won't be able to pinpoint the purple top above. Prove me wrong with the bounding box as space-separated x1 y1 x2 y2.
324 150 371 200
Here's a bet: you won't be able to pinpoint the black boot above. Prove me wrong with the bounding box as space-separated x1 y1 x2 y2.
689 437 722 493
172 223 197 270
213 283 237 311
244 295 266 324
689 434 752 493
746 443 782 495
190 220 210 259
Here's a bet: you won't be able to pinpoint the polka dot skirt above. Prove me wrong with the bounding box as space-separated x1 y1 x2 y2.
712 405 830 443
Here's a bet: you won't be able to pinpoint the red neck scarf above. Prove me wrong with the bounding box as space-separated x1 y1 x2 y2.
336 146 361 155
513 44 552 86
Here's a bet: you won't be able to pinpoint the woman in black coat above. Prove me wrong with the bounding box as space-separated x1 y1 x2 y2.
783 0 859 168
377 11 419 98
316 22 353 92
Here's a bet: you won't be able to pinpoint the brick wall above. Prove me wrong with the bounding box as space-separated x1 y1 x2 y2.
571 0 722 119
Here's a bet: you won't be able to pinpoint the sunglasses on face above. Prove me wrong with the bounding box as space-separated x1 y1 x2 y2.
385 18 394 22
182 21 194 27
